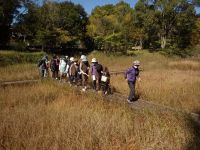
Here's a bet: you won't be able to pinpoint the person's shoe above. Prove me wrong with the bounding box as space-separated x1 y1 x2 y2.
82 88 86 92
127 99 133 103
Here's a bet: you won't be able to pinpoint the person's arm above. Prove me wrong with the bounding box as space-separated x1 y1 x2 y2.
80 62 84 73
89 65 93 75
124 69 129 79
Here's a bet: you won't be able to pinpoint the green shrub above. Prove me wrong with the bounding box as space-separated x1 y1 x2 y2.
0 51 45 66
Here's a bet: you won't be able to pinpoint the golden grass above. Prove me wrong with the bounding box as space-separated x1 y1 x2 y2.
0 81 199 149
168 60 200 70
0 50 200 149
0 51 199 112
88 51 200 112
0 64 38 81
111 70 200 112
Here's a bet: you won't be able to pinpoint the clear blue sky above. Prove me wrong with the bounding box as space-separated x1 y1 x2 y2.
57 0 138 15
56 0 200 15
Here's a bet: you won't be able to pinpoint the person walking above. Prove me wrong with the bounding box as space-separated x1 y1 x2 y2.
90 58 103 91
59 56 67 82
101 66 111 95
80 55 90 91
125 60 140 103
50 55 59 79
69 57 78 86
38 55 48 78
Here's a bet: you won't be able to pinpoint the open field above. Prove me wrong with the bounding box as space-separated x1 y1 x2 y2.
0 50 200 112
0 81 199 149
89 51 200 112
0 50 200 149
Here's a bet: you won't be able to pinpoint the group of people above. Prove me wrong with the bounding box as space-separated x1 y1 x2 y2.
38 54 111 94
38 54 140 102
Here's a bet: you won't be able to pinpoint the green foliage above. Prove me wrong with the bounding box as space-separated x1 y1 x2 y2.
87 0 199 55
8 41 27 51
13 1 88 50
0 51 45 66
0 0 26 47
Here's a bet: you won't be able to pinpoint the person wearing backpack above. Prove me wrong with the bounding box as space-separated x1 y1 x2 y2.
101 66 111 95
69 57 78 86
38 55 48 78
90 58 103 91
50 55 59 79
59 56 67 82
80 55 90 91
125 60 140 103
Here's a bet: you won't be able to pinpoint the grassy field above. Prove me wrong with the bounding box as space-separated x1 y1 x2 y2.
0 50 200 149
0 81 199 149
89 51 200 112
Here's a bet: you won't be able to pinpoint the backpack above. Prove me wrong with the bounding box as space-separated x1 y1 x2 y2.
50 59 56 72
96 64 103 73
81 61 89 73
38 59 44 67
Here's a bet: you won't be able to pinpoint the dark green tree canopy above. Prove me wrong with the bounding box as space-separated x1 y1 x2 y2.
12 1 88 50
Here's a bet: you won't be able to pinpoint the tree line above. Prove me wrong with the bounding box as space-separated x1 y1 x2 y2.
1 0 200 55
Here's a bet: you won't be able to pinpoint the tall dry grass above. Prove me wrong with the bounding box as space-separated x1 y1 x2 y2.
88 51 200 112
1 50 199 112
0 81 199 149
0 64 38 81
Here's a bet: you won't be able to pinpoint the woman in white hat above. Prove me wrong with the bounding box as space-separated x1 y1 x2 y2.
80 55 90 91
124 60 140 103
69 57 79 85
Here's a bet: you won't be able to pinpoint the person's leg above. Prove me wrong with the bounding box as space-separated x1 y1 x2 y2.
56 71 59 79
96 77 101 91
82 74 88 90
93 80 96 90
128 81 135 101
52 71 55 79
96 78 99 91
60 72 63 81
44 69 49 78
102 82 106 94
69 75 73 85
40 69 44 78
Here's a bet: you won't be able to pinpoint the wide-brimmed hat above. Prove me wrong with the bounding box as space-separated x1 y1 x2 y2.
70 57 75 62
80 55 86 60
91 58 97 63
133 60 140 66
82 57 87 62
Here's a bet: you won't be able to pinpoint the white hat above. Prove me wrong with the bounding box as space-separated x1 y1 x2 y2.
70 57 75 62
91 58 97 63
80 55 86 60
65 56 68 59
133 60 140 66
82 57 87 62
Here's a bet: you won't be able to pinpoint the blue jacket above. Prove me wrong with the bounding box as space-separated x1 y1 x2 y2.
125 67 139 82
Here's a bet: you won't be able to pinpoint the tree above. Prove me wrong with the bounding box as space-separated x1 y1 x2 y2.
87 2 135 51
134 0 197 49
191 18 200 45
0 0 25 47
13 1 88 50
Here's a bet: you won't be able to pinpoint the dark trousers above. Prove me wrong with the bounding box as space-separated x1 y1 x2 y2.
39 69 45 78
101 82 109 94
52 71 58 79
128 81 136 101
93 77 101 91
69 75 76 84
